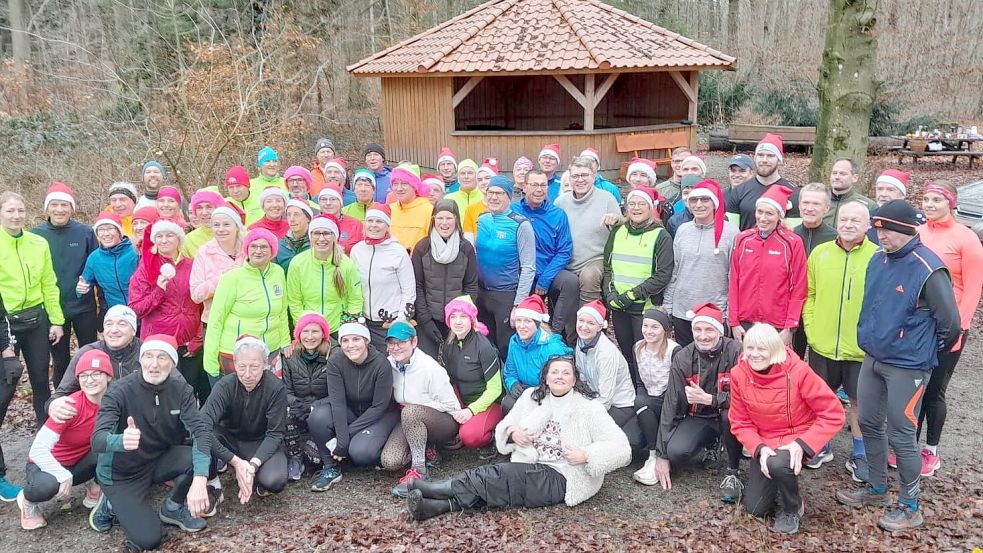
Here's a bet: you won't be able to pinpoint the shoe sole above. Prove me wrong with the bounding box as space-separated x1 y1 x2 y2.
632 474 659 486
310 474 342 493
407 490 424 522
835 493 892 509
83 495 101 509
878 513 924 532
159 511 206 533
920 461 941 478
0 494 17 503
88 505 113 533
805 454 834 470
17 494 47 530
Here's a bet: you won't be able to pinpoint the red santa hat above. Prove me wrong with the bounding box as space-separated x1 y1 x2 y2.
365 202 392 225
140 334 179 365
579 148 601 166
539 144 561 162
422 173 444 192
577 300 607 329
44 182 77 210
625 186 662 210
286 198 313 219
308 213 340 239
322 157 348 176
875 168 910 196
755 185 794 218
513 295 549 323
93 210 124 236
259 186 288 206
755 133 784 162
437 147 457 168
688 179 726 253
626 157 658 183
686 302 725 334
477 157 500 178
316 183 344 204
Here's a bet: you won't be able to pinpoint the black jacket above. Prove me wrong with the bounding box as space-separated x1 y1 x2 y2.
325 347 394 458
794 223 837 258
48 338 144 408
31 220 97 317
92 370 211 480
0 294 11 352
282 343 336 421
411 235 479 327
201 372 287 464
438 329 501 407
602 219 675 313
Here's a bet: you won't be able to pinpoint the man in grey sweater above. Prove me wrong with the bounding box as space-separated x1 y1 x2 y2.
663 179 739 346
555 157 622 303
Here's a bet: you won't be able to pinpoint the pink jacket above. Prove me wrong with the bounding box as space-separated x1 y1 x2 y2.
129 255 204 352
189 238 244 322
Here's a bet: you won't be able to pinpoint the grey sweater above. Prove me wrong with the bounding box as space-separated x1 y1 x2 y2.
664 219 739 319
555 186 621 271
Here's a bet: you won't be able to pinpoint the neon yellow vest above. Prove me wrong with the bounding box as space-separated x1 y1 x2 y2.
610 225 662 297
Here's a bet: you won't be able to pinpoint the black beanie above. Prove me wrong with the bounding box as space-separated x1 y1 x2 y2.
871 199 924 236
643 308 672 333
363 143 386 159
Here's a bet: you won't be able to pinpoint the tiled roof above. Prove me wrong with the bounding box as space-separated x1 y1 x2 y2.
348 0 736 76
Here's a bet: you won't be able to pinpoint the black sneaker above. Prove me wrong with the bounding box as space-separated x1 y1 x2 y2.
835 484 892 508
287 455 304 481
311 467 343 492
89 494 116 533
201 486 223 518
878 504 924 532
846 456 870 483
719 468 743 504
772 511 800 534
159 501 207 532
216 458 228 474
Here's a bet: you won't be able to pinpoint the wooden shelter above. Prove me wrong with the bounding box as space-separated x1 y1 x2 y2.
347 0 735 177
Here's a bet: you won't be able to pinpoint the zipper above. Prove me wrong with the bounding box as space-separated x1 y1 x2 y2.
785 371 793 434
15 239 29 311
833 250 849 357
367 246 375 319
321 264 326 315
113 252 124 302
261 266 272 339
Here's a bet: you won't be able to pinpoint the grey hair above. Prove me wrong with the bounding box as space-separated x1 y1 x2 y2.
569 156 596 173
801 182 831 205
838 200 871 221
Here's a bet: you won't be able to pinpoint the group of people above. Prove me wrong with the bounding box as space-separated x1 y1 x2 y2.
0 133 978 549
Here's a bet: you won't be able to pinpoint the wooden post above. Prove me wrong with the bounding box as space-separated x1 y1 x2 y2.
688 71 700 123
584 74 596 131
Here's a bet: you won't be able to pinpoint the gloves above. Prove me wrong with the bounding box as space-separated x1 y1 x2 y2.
3 356 24 386
608 291 634 311
509 382 527 399
422 320 443 345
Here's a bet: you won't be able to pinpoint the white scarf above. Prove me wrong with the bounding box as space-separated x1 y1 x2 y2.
429 229 460 265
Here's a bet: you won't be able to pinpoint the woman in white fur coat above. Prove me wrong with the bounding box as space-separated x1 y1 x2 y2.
403 355 631 521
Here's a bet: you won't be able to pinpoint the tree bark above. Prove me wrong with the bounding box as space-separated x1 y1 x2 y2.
8 0 30 69
728 0 740 51
810 0 880 181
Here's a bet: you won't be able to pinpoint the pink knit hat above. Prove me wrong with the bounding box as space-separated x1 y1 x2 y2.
444 295 488 336
189 189 225 214
293 312 330 345
390 166 427 197
157 186 183 203
284 165 314 192
242 227 279 257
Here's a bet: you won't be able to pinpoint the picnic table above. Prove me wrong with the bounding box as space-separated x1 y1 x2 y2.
891 135 983 168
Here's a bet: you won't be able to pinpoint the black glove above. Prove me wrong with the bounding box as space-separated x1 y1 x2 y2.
422 320 443 345
509 382 527 399
3 356 23 386
661 201 675 222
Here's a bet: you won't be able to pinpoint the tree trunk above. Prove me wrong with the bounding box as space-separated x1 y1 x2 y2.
810 0 880 181
728 0 740 51
8 0 30 69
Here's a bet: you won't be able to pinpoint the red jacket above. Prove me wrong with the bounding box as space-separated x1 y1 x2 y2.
728 349 844 458
728 226 806 329
128 256 204 353
337 213 363 255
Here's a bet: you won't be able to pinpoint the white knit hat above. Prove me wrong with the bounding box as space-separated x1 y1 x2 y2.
339 322 371 341
286 199 313 219
150 220 186 243
308 215 339 239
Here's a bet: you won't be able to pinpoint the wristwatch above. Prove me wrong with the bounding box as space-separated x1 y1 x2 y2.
248 460 260 472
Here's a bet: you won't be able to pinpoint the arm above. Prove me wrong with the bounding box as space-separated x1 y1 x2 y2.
784 235 808 328
40 245 65 325
396 250 416 320
189 254 219 305
467 343 503 414
90 389 126 454
253 383 287 463
802 253 818 340
285 261 303 322
632 229 674 303
348 359 394 436
127 265 166 319
601 225 617 301
325 359 353 456
203 277 232 377
343 260 364 317
955 236 983 330
726 371 767 455
78 256 95 300
410 246 433 324
429 362 463 413
273 268 291 349
201 379 236 462
48 349 86 406
29 425 73 483
502 346 519 392
538 212 573 291
514 221 537 303
494 388 534 455
727 237 742 327
581 401 632 477
178 384 212 477
0 295 10 352
922 269 961 352
462 241 479 299
663 236 683 314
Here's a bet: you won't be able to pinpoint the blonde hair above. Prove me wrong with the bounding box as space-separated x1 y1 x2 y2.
742 323 787 365
0 191 26 209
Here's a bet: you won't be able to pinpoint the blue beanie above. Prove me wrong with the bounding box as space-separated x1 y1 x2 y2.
142 161 165 177
488 175 515 198
257 146 278 168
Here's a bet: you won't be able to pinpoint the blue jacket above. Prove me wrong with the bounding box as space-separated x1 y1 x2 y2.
80 237 139 309
667 207 694 237
475 208 528 292
503 328 571 390
595 176 623 205
546 174 564 202
372 166 392 203
512 198 572 291
32 220 98 317
444 180 460 194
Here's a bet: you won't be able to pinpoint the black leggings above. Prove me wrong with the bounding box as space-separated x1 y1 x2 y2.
665 414 742 471
307 404 400 468
448 462 566 510
0 357 24 478
671 316 694 348
744 449 801 517
23 451 97 502
608 405 645 451
13 310 53 425
477 288 516 361
918 338 965 447
610 310 643 388
208 434 287 494
50 309 99 389
99 445 196 552
177 347 209 405
634 390 665 451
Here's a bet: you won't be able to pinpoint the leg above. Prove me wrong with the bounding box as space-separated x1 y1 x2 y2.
365 321 389 355
634 391 664 452
664 416 719 468
842 361 863 442
49 315 73 388
610 310 642 387
256 450 288 494
883 364 930 507
307 403 340 467
22 463 61 503
720 409 743 471
547 270 580 345
0 357 24 480
14 316 53 425
671 316 694 348
380 422 411 471
477 289 514 360
919 346 961 448
102 469 164 551
791 322 808 359
177 347 208 405
576 259 604 303
152 446 195 503
348 409 400 467
858 356 889 490
450 462 567 509
766 450 802 515
743 450 778 518
608 406 644 451
500 394 517 415
458 404 503 449
396 404 459 471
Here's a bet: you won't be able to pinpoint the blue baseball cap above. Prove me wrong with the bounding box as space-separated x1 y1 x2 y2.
729 154 754 170
385 321 417 341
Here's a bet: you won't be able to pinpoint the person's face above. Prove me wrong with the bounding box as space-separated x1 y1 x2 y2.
96 224 122 248
877 227 914 252
286 206 310 235
798 190 829 227
140 350 173 385
458 168 477 191
438 161 456 179
545 360 575 396
484 187 509 213
157 197 179 217
433 211 457 239
227 184 249 202
287 177 308 199
364 216 389 239
513 165 529 183
836 204 869 244
318 194 342 215
354 180 375 203
234 347 266 392
514 316 538 341
755 205 780 233
448 311 472 338
110 194 135 217
626 196 653 224
300 323 325 351
692 321 721 351
524 174 548 206
670 151 690 176
628 171 651 188
195 202 215 227
316 148 335 166
103 318 136 349
576 313 601 341
538 155 558 174
365 152 384 171
570 167 593 197
391 178 416 204
922 192 951 222
641 319 665 344
386 336 417 363
324 167 345 185
729 165 753 187
211 215 238 242
874 183 904 206
560 175 572 195
78 370 111 397
46 200 74 226
261 159 279 177
428 184 444 205
829 160 858 194
688 194 715 223
143 167 163 191
247 239 272 266
340 335 369 362
154 231 180 256
754 152 779 178
132 219 150 241
476 173 492 193
679 161 704 177
744 341 771 372
310 228 337 257
263 196 285 219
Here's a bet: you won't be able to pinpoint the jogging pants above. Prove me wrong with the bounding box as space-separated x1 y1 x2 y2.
671 316 694 348
608 405 645 451
743 449 801 517
208 434 287 494
100 445 196 552
0 357 23 478
177 346 209 406
610 310 643 388
858 356 930 504
381 405 459 471
634 389 665 452
12 310 53 425
476 288 516 361
458 403 503 449
918 335 965 447
664 414 741 471
307 404 400 468
547 270 580 345
365 320 390 355
50 309 99 388
23 451 97 503
448 462 566 510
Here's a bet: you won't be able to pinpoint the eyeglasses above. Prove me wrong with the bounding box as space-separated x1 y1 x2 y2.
688 197 714 204
310 231 335 239
386 339 411 349
626 201 650 209
570 173 592 181
485 189 508 197
526 182 548 189
78 372 106 381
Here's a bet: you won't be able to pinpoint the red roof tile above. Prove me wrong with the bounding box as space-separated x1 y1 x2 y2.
347 0 736 76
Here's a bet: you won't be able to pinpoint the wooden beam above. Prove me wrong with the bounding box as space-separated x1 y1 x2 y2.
593 73 619 109
452 76 484 109
688 71 700 123
669 71 696 104
584 74 596 131
553 75 587 108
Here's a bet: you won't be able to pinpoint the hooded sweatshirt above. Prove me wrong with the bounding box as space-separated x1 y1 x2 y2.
80 237 139 309
286 249 363 332
390 348 460 413
350 237 415 323
32 220 98 317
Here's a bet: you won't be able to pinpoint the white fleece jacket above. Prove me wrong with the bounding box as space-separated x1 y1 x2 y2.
350 237 416 323
390 349 461 413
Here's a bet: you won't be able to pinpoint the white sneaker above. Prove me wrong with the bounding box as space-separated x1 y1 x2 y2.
633 457 659 486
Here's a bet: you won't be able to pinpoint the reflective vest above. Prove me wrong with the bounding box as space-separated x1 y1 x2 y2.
610 225 662 295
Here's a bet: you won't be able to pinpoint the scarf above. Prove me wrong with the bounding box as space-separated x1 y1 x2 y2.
365 232 390 246
429 229 460 265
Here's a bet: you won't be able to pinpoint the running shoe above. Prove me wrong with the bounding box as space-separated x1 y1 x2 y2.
17 491 47 530
0 477 21 502
719 468 744 504
920 448 940 477
392 468 427 498
311 467 342 492
878 504 924 532
89 494 116 532
805 444 834 469
159 500 207 532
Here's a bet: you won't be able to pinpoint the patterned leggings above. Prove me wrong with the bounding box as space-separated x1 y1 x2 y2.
380 404 459 471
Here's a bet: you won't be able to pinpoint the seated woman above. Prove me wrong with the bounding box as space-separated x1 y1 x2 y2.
282 313 337 481
729 323 845 534
573 300 642 450
501 296 571 414
307 323 398 492
17 350 112 530
631 309 680 486
437 296 502 450
381 322 461 497
404 355 631 521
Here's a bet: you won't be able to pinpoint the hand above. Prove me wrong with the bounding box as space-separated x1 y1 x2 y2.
731 325 746 342
655 457 672 490
509 382 527 399
76 276 90 295
778 441 804 476
281 345 294 358
779 328 793 347
563 445 588 466
509 427 533 447
49 325 64 345
684 382 713 406
186 476 209 518
758 446 776 479
451 408 473 424
122 416 141 451
601 213 623 227
156 274 172 290
55 476 73 501
1 347 14 358
232 458 255 504
48 396 79 423
509 306 517 329
331 453 346 463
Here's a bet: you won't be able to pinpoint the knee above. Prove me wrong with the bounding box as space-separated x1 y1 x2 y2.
307 405 333 434
459 422 492 449
743 492 774 518
765 455 795 480
400 404 428 423
129 527 163 552
259 470 287 494
380 455 404 471
347 443 377 467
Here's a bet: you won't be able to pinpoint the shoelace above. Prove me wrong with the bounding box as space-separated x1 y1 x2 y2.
400 468 423 484
719 474 743 491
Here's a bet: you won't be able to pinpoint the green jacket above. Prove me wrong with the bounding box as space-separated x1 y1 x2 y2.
227 193 264 226
802 238 877 361
204 261 290 376
0 229 65 324
182 226 213 258
342 202 370 222
285 249 363 332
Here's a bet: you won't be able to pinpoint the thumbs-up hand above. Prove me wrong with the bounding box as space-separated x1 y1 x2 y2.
76 276 90 295
123 416 141 451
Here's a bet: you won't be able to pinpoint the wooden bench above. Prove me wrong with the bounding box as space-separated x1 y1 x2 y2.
896 149 983 168
729 124 817 154
615 130 691 180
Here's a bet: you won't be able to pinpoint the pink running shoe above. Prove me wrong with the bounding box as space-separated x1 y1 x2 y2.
17 491 47 530
887 453 897 469
920 448 940 477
